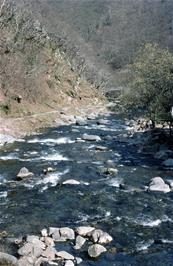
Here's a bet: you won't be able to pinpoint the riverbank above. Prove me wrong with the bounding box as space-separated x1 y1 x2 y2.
0 100 109 146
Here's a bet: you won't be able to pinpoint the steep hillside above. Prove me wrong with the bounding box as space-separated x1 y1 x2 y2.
0 0 105 118
19 0 173 90
1 0 173 119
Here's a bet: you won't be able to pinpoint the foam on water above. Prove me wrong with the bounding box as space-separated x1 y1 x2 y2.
106 178 123 187
0 191 8 198
0 154 19 161
28 137 74 145
131 215 173 227
36 169 69 191
136 240 154 251
40 153 69 161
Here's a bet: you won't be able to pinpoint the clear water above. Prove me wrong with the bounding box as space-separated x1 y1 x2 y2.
0 114 173 265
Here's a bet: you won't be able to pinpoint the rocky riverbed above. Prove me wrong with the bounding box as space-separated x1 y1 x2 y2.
0 114 173 265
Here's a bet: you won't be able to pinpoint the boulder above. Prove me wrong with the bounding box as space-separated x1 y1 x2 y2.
101 167 118 175
81 134 101 142
90 229 113 244
74 235 86 250
64 260 75 266
49 228 62 242
63 179 81 185
59 227 75 240
41 229 48 237
75 226 95 236
49 227 75 241
148 177 171 193
166 180 173 190
44 236 55 247
87 115 95 120
76 257 83 264
0 252 18 266
18 255 36 266
95 146 107 151
163 159 173 168
26 236 45 249
17 167 34 180
41 246 56 260
88 244 107 258
76 117 87 126
56 251 74 260
97 119 109 125
18 243 33 256
0 134 16 146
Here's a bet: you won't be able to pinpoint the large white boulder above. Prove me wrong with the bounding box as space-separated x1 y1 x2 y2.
149 177 171 193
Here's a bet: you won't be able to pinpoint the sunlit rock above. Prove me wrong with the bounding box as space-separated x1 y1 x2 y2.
88 244 107 258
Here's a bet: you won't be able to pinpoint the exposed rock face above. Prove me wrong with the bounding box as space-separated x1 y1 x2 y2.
88 244 107 258
17 167 34 180
148 177 171 193
81 134 101 141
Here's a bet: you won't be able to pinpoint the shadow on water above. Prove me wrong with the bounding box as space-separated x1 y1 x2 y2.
0 114 173 265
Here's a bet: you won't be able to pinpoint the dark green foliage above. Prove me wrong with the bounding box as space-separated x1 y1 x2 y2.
122 44 173 123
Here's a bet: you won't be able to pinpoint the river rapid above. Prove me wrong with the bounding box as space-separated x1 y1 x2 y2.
0 114 173 266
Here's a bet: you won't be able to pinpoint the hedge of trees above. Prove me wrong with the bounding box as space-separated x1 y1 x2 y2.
122 44 173 126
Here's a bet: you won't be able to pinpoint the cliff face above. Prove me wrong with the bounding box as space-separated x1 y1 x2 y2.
0 0 104 117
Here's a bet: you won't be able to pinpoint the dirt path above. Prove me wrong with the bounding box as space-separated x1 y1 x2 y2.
0 104 109 138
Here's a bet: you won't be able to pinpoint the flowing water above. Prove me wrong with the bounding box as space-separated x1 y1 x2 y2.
0 114 173 265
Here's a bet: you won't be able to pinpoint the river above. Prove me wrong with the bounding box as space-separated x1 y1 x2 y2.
0 114 173 265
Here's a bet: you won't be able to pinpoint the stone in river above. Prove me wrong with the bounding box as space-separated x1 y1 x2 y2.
88 244 107 258
74 235 86 249
64 260 75 266
76 117 87 126
17 167 34 180
63 179 81 185
148 177 171 193
41 228 48 237
41 246 56 260
97 119 109 125
49 227 75 241
90 229 113 244
56 251 74 260
81 134 101 142
75 226 95 236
